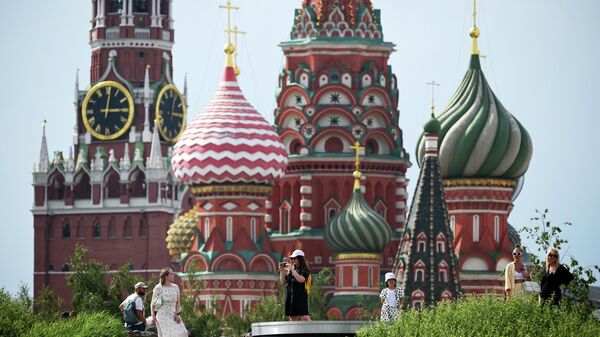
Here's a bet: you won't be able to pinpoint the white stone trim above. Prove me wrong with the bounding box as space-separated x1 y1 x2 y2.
300 174 312 181
395 188 407 197
395 201 406 209
179 273 278 281
300 199 312 208
446 199 512 204
265 200 272 209
300 212 312 221
448 210 508 215
300 186 312 194
90 39 173 51
395 215 406 223
264 214 272 223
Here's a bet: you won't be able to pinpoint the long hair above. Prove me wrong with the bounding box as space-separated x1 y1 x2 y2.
545 247 560 273
159 267 172 285
295 256 310 274
512 245 523 260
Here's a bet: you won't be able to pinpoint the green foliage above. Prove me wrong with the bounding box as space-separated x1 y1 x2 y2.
223 314 250 337
355 294 382 321
178 266 222 337
0 287 36 337
307 268 334 320
246 295 287 323
356 295 600 337
33 286 63 322
520 209 600 312
27 311 127 337
65 243 144 317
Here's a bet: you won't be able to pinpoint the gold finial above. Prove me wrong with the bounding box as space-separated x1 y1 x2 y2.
426 80 440 115
219 1 240 68
350 141 365 189
226 25 246 76
470 0 480 55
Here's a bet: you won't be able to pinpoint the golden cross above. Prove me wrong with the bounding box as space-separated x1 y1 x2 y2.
219 0 239 45
226 25 246 75
473 0 478 28
426 80 440 114
350 141 365 172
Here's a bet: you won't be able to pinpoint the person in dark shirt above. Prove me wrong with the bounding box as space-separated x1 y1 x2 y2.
540 247 574 305
279 249 311 321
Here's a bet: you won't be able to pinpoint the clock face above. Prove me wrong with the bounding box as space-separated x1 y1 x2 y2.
156 84 186 142
81 81 134 140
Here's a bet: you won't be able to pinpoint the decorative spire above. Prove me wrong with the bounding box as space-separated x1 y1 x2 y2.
349 141 365 190
470 0 480 55
74 68 79 107
66 147 75 172
426 80 440 115
120 143 131 170
220 0 239 71
183 73 188 107
147 117 165 169
142 65 152 142
38 120 49 173
226 25 246 76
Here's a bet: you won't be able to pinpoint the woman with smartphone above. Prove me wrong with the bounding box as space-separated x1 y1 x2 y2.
279 249 311 321
504 245 530 299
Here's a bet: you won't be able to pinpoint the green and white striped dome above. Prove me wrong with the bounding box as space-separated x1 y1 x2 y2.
324 178 392 253
416 55 533 179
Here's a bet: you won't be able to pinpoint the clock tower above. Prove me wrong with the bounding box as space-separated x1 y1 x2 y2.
32 0 188 305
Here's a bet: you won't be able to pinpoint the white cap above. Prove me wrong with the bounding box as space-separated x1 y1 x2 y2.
134 281 149 289
384 272 396 283
290 249 305 258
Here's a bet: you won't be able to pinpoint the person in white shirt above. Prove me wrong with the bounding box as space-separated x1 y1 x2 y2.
380 272 404 322
120 281 148 331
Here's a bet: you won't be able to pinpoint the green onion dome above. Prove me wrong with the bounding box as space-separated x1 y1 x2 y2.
423 113 441 134
324 173 392 253
416 55 533 179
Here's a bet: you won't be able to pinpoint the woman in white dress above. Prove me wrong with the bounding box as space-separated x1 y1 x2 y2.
151 268 188 337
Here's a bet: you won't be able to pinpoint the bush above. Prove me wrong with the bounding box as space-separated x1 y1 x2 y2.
0 287 36 337
27 311 127 337
356 295 600 337
183 311 222 337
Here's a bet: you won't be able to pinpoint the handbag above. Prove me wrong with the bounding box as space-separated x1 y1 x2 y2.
153 287 163 310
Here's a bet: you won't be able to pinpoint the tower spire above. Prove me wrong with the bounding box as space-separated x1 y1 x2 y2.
38 120 49 173
470 0 480 55
220 1 239 68
350 141 365 189
148 117 165 169
427 80 440 115
143 65 152 142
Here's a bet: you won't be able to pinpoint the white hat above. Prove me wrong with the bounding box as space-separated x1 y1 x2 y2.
290 249 305 258
134 281 149 289
384 272 396 283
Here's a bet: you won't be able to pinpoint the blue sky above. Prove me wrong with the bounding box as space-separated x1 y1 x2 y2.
1 1 599 294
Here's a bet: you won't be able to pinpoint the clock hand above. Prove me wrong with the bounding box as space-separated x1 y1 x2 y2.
171 112 183 118
104 87 112 118
103 108 130 113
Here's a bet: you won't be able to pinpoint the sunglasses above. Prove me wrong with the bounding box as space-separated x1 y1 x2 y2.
548 254 558 258
290 257 298 260
512 252 522 256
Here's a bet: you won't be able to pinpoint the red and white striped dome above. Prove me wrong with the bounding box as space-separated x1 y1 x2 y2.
172 65 287 186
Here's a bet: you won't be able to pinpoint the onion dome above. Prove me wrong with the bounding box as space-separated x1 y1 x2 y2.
324 171 392 253
171 46 287 186
166 208 200 260
416 54 533 179
423 113 441 134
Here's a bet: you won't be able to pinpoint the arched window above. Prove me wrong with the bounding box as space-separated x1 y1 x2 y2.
328 208 337 222
48 264 54 271
450 216 455 235
473 215 480 242
324 137 343 153
76 218 85 239
365 139 379 155
226 217 233 242
104 170 120 199
109 0 123 13
130 170 146 198
415 269 425 282
368 266 373 288
139 218 147 237
289 139 302 155
123 216 132 238
93 221 102 239
250 218 257 243
74 172 91 200
47 173 65 200
279 202 291 234
352 266 358 288
439 269 448 283
494 216 500 243
204 218 210 241
108 216 116 239
62 221 71 239
338 266 343 287
436 241 445 253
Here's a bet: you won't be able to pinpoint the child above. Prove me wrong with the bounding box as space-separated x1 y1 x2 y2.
380 272 404 322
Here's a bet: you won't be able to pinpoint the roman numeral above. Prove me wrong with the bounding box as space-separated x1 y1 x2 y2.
177 121 182 128
115 125 121 132
89 99 96 104
104 128 111 136
88 116 96 125
96 90 102 98
114 89 120 97
86 109 94 115
120 116 127 123
177 103 182 108
95 124 101 133
120 97 127 104
105 87 112 96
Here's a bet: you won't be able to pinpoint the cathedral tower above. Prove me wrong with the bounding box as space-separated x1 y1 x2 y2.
32 0 186 305
270 0 410 276
414 2 533 294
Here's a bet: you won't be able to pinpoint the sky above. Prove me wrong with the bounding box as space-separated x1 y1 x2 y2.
1 1 599 294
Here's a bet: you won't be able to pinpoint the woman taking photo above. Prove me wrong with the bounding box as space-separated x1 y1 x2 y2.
151 268 188 337
279 249 311 321
504 245 530 299
540 248 574 305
